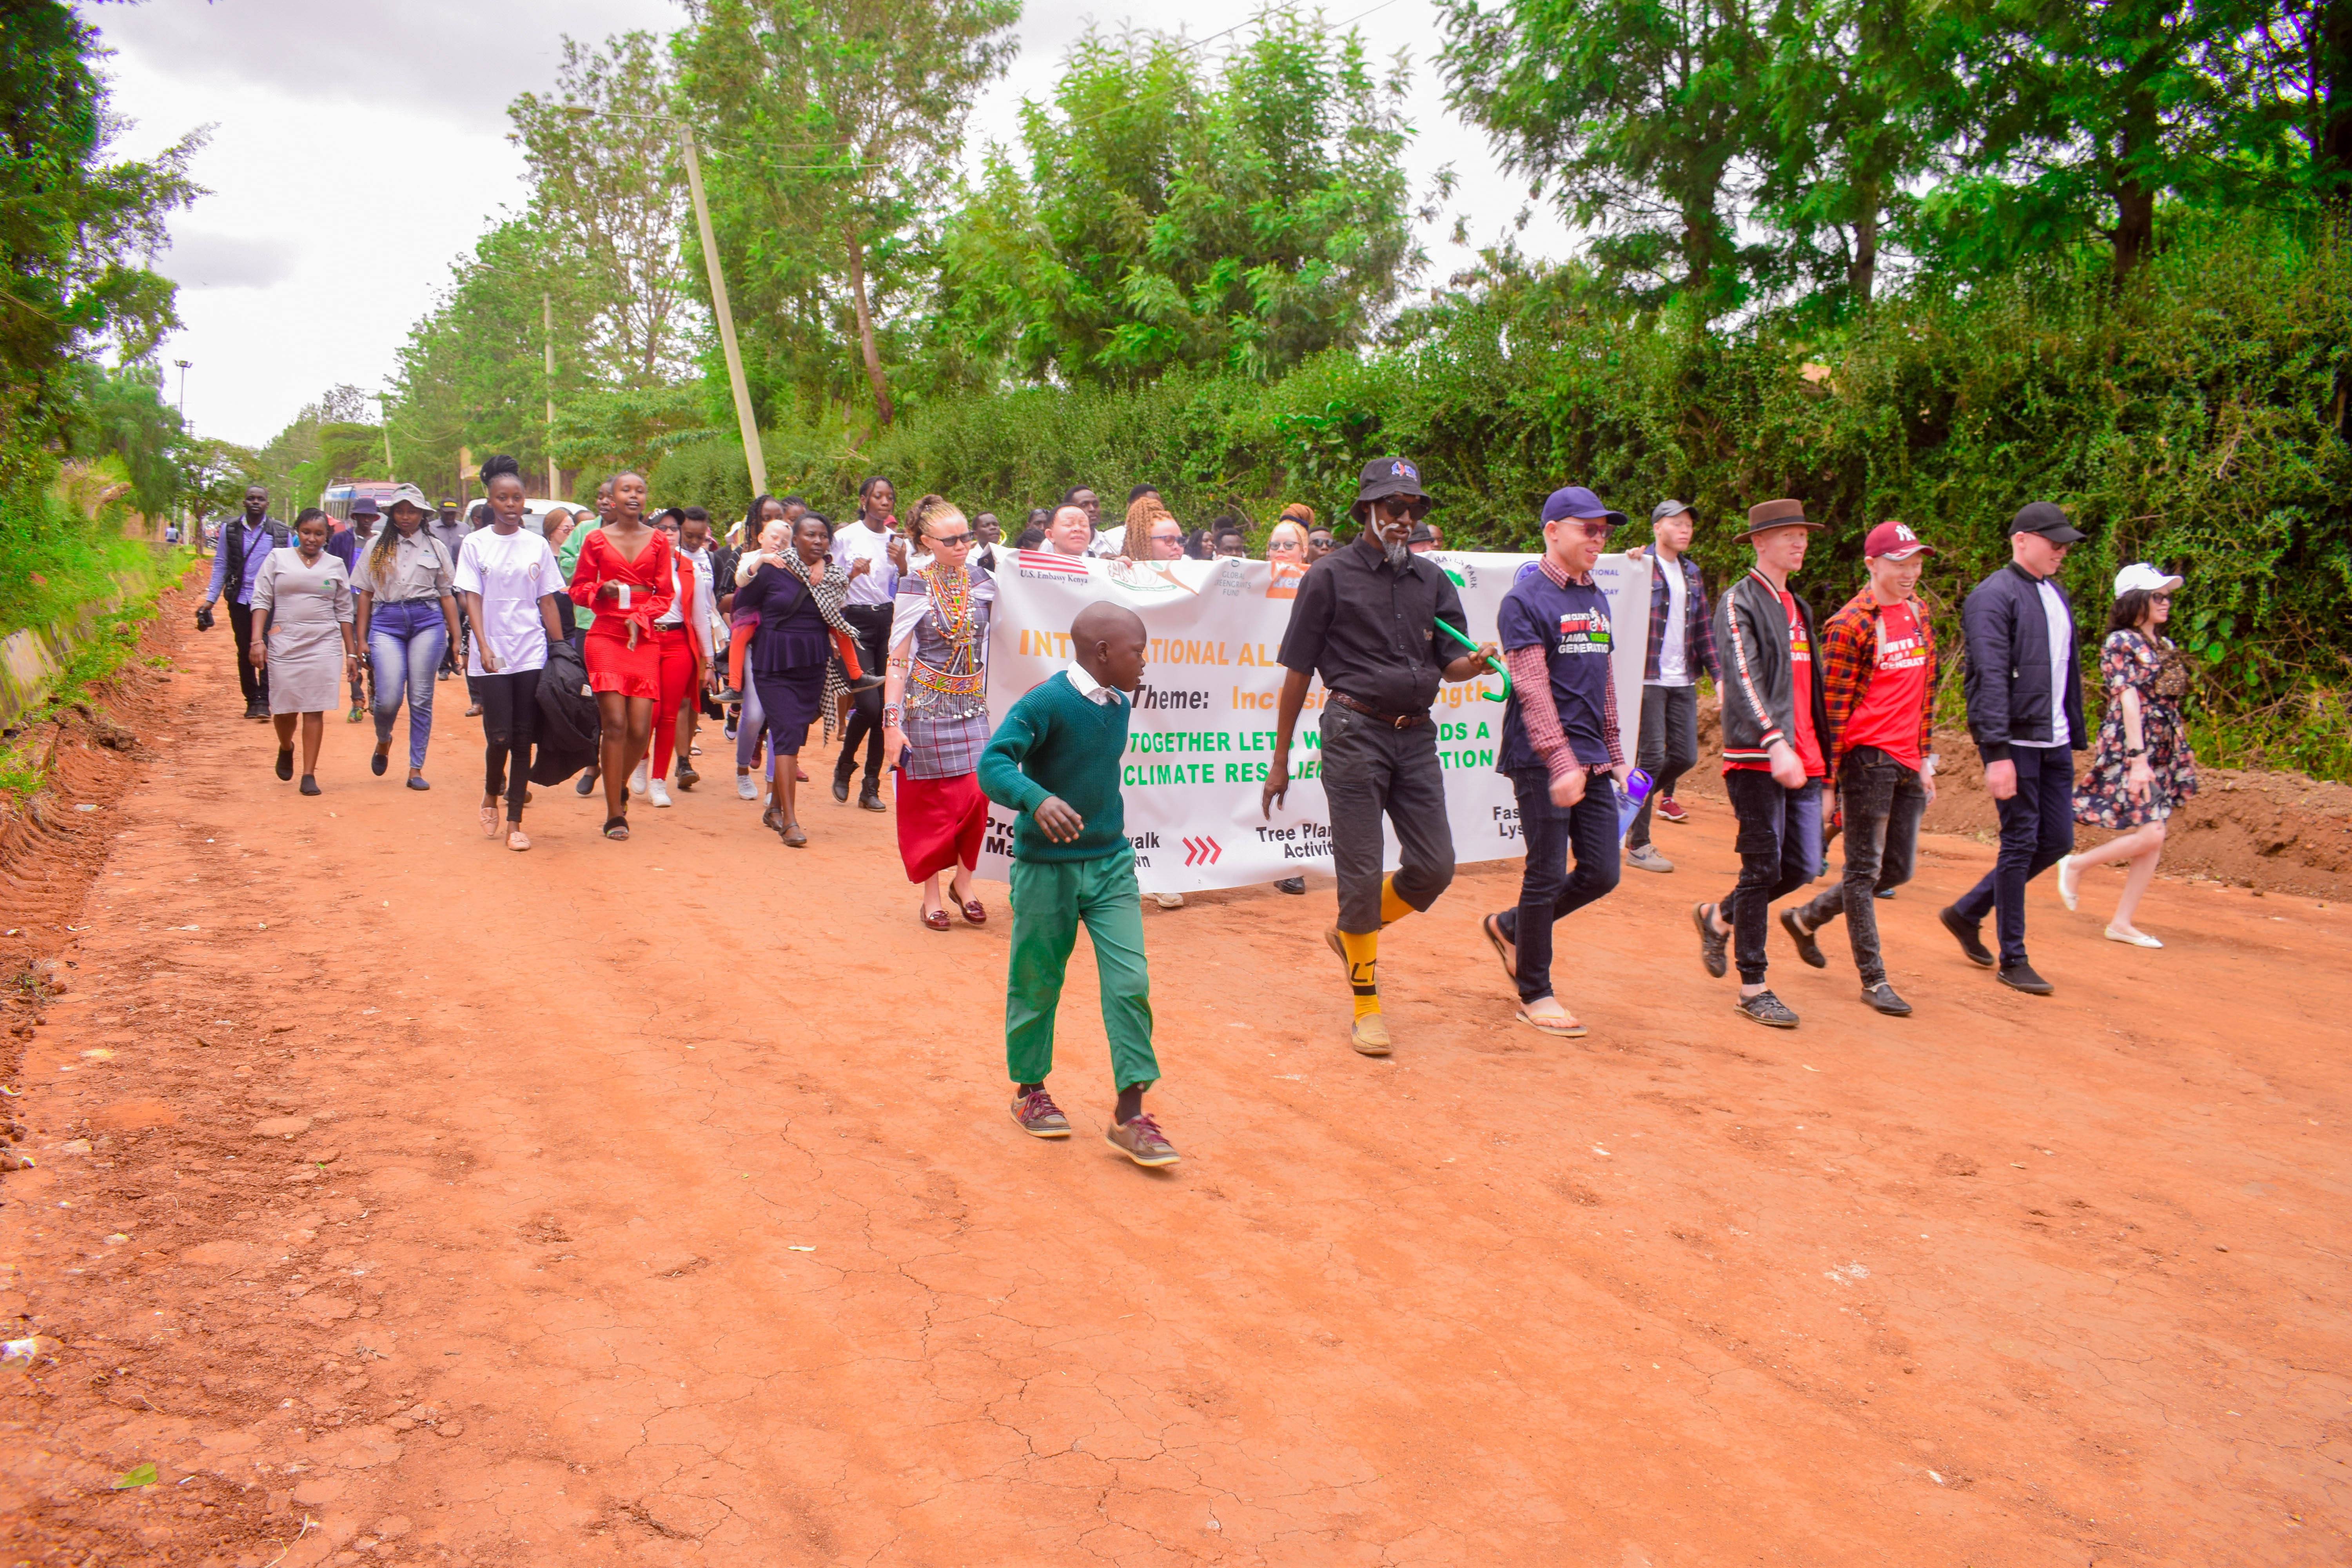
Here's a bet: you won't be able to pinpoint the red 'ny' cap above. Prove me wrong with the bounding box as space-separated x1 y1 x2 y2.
1864 520 1935 561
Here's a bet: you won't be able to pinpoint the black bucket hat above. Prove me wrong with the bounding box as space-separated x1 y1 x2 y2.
1350 456 1432 522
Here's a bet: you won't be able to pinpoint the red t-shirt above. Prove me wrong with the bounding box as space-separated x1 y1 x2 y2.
1728 588 1826 778
1838 599 1930 770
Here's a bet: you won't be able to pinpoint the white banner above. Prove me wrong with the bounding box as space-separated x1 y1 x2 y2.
976 548 1654 894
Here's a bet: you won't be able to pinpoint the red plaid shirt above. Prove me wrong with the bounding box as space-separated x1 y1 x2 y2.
1818 587 1937 776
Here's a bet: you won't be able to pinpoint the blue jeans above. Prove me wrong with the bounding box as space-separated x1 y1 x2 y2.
1951 743 2075 967
1497 769 1621 1005
368 600 446 770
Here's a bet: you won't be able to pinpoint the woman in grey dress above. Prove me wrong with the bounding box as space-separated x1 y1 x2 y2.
249 510 360 796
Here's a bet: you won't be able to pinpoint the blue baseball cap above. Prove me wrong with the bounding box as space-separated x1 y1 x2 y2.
1542 485 1626 528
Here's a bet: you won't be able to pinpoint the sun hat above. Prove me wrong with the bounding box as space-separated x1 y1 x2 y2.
383 483 435 516
1543 485 1627 528
1863 520 1935 560
349 494 381 519
2114 562 2183 595
1738 497 1824 539
1350 456 1432 521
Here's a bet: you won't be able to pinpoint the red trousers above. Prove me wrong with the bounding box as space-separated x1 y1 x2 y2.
649 626 699 779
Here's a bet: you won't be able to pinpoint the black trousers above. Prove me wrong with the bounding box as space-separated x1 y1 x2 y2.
478 668 542 821
1319 702 1455 934
226 600 269 706
1626 683 1698 848
1497 768 1621 1004
1796 746 1927 986
832 603 894 788
1721 769 1816 985
1951 743 2074 967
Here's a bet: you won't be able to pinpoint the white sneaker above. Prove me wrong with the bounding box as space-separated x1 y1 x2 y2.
648 779 673 808
735 773 758 801
2055 853 2081 911
630 760 649 797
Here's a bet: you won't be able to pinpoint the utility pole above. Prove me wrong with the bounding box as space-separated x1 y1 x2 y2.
677 122 769 498
377 394 396 481
173 359 193 548
543 291 559 500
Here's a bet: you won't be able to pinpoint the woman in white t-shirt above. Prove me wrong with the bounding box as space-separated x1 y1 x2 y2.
455 456 569 851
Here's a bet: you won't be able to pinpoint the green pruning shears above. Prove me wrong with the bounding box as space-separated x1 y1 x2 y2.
1436 618 1511 702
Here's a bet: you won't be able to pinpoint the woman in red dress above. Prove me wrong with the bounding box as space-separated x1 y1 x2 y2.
568 471 674 839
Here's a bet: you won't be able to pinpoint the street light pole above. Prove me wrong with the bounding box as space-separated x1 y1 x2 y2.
677 123 769 499
172 359 190 414
544 292 559 500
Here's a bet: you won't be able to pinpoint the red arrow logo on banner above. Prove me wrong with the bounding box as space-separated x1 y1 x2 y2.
1182 836 1222 866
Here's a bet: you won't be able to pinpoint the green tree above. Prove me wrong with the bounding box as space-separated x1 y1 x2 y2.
1920 0 2302 282
0 0 203 489
62 361 188 517
1438 0 1768 325
944 12 1422 387
508 32 698 381
676 0 1022 428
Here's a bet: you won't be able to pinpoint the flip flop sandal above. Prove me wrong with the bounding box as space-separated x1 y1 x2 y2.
1483 913 1517 979
1515 1009 1587 1038
603 816 630 841
506 829 531 852
479 805 501 838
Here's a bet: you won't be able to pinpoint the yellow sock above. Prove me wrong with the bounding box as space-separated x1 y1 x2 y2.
1378 875 1414 927
1339 929 1380 1019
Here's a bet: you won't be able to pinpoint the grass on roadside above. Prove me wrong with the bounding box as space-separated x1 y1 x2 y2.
0 599 164 807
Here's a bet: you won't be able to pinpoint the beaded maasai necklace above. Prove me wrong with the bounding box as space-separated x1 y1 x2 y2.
910 562 987 718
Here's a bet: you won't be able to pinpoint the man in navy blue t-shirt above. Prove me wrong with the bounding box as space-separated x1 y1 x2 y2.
1479 486 1631 1036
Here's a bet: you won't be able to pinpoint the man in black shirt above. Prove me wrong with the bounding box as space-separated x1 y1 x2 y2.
1262 456 1497 1057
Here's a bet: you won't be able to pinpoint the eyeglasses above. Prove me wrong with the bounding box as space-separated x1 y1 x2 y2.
928 531 975 548
1560 520 1610 540
2150 592 2172 603
1268 539 1301 553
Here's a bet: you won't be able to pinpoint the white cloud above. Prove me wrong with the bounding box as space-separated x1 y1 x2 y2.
92 0 1570 450
157 231 296 290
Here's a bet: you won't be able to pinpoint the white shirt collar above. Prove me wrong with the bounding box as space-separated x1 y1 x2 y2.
1064 664 1122 706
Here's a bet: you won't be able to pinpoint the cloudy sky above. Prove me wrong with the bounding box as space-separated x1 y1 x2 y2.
93 0 1572 447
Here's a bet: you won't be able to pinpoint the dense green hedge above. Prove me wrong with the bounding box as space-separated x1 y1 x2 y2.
667 217 2352 774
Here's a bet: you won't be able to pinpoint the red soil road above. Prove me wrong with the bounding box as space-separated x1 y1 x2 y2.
4 613 2350 1567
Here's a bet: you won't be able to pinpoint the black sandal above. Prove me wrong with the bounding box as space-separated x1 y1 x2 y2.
602 815 630 840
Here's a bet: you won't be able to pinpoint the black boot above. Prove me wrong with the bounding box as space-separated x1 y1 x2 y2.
832 761 853 804
858 777 886 812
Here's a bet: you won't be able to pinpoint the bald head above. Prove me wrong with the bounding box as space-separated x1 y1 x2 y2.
1047 505 1093 557
1072 601 1147 693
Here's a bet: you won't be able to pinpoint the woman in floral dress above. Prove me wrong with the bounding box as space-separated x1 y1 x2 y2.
2059 564 2199 947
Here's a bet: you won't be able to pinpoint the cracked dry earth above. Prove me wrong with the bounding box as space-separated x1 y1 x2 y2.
3 610 2350 1567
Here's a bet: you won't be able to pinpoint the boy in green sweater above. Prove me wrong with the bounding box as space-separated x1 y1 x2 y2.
977 602 1177 1168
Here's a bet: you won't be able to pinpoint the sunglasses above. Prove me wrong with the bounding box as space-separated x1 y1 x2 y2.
1269 539 1301 552
2150 592 2172 603
928 531 975 548
1372 496 1420 518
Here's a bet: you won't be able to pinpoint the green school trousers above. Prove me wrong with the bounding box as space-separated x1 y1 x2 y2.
1005 849 1159 1090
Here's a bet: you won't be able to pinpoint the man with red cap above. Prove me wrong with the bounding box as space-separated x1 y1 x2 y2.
1777 520 1940 1014
1691 498 1830 1028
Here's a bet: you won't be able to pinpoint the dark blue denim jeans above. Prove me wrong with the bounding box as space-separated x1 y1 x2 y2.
1797 745 1927 985
1497 769 1622 1005
1951 743 2075 967
1722 770 1820 985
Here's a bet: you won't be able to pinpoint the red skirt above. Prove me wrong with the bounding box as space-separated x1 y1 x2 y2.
584 615 662 699
894 769 987 882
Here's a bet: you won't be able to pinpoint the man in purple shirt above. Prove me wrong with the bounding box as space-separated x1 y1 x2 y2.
199 484 290 719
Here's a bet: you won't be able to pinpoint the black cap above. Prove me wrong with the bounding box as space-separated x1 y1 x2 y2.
1350 456 1432 521
2010 501 2085 544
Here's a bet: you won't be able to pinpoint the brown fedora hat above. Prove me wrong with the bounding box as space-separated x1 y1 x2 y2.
1739 497 1824 539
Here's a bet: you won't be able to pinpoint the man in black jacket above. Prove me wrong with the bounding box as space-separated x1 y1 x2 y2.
1691 499 1831 1029
1938 501 2087 994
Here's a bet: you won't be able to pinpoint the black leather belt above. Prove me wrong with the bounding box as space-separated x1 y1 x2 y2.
1329 691 1429 728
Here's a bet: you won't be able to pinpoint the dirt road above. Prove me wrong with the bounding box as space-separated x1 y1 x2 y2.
4 604 2348 1566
